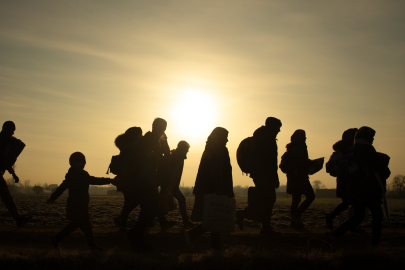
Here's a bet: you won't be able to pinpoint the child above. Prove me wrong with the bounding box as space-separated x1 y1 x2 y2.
47 152 114 250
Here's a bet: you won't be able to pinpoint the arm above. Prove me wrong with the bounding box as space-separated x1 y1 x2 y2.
48 179 69 203
88 176 112 185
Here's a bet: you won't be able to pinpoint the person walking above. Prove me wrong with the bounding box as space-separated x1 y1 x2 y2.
325 128 358 230
112 127 143 229
125 118 168 252
159 140 194 228
284 129 315 228
0 121 32 227
185 127 234 250
236 117 282 235
327 127 390 246
47 152 113 250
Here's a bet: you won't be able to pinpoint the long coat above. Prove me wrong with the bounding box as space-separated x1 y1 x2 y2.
191 144 234 221
50 167 111 221
286 141 312 195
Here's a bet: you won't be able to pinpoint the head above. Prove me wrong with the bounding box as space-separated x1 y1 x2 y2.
265 117 282 137
176 140 190 158
207 127 229 146
69 152 86 170
125 126 143 141
152 118 167 137
2 121 16 138
355 126 376 144
342 128 358 143
291 129 306 142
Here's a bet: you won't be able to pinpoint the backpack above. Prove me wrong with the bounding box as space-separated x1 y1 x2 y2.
236 137 255 175
326 152 343 177
337 150 361 182
279 151 293 174
106 155 120 175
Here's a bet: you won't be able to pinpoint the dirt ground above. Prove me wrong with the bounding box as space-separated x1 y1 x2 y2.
1 196 405 269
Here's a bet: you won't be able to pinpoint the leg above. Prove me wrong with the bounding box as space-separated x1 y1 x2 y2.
325 199 350 230
78 219 97 248
210 231 221 250
0 174 19 221
53 221 80 244
117 191 139 227
188 224 206 240
171 187 190 225
368 202 383 245
296 188 315 218
331 203 366 238
261 187 276 232
290 193 301 217
127 179 160 250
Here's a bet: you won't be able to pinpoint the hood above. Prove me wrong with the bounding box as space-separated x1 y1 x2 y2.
253 126 270 138
286 141 306 151
333 140 352 152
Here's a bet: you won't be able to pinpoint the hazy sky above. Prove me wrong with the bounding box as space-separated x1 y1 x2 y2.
1 1 404 188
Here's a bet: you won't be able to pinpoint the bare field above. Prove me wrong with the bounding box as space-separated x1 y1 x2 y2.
1 195 404 229
1 195 405 269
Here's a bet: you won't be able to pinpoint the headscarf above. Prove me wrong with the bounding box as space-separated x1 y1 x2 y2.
69 152 86 166
207 127 228 145
291 129 306 142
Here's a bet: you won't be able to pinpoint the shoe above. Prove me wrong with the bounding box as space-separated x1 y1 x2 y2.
50 236 60 251
16 214 32 228
350 228 366 233
290 221 304 230
236 210 244 230
161 220 177 231
89 245 105 251
132 241 154 253
291 215 304 228
260 227 281 236
325 232 338 250
183 221 195 229
113 216 126 228
325 214 333 230
184 230 195 250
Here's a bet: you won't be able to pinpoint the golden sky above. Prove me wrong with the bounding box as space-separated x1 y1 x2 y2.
1 1 404 188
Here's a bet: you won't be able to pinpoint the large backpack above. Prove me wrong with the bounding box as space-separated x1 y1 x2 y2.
279 151 293 174
337 150 361 183
106 155 120 175
236 137 255 175
326 152 343 177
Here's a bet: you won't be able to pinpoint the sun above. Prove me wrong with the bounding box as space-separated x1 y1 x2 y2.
171 89 217 141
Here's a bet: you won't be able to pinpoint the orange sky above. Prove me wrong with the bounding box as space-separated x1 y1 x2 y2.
1 1 404 189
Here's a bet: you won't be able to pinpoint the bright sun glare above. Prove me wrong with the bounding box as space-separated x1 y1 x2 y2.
171 89 217 140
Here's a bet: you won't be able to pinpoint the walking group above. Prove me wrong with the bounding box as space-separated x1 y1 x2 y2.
0 117 390 251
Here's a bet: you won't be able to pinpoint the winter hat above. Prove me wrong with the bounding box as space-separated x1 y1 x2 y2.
265 117 282 129
69 152 86 166
355 126 376 142
342 128 358 142
291 129 306 142
2 121 16 131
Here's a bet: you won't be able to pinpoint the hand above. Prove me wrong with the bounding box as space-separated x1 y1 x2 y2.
12 173 20 184
46 198 55 205
111 176 119 186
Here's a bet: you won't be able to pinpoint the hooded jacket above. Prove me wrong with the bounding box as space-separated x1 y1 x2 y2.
249 126 279 187
285 141 311 195
50 167 111 220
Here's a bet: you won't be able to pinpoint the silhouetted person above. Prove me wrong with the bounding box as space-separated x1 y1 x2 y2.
159 141 194 228
125 118 167 252
325 128 358 230
112 127 143 229
327 127 390 246
285 129 315 228
236 117 282 235
47 152 113 250
0 121 32 227
185 127 234 250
